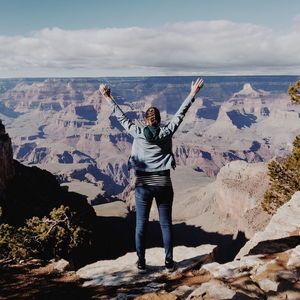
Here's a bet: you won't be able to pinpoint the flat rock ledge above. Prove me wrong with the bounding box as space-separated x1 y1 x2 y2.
77 245 217 287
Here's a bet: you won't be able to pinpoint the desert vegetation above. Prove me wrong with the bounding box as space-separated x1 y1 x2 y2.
288 80 300 103
262 135 300 214
262 80 300 214
0 205 92 261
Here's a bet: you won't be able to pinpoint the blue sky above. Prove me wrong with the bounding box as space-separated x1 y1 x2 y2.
0 0 300 77
1 0 299 35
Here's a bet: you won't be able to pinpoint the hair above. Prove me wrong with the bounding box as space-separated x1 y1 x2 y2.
145 106 161 127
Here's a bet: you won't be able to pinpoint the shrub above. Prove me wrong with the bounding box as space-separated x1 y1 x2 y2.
0 223 26 260
0 205 92 261
262 134 300 214
288 80 300 103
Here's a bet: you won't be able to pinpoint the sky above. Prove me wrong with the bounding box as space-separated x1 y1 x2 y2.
0 0 300 77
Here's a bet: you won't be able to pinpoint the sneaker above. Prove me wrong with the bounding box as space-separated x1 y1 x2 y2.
136 260 146 273
165 259 177 272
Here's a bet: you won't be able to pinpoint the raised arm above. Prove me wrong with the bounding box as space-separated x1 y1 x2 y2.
99 84 141 137
164 78 204 135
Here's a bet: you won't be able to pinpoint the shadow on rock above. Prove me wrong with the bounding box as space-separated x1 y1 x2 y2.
248 236 300 256
83 212 248 268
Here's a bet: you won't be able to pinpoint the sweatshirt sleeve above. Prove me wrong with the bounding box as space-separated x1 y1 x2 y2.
106 98 141 137
163 94 195 136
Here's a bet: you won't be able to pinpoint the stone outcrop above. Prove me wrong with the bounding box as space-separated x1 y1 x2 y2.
236 191 300 259
182 191 300 299
210 160 269 223
0 159 96 229
77 245 217 292
190 245 300 299
0 120 96 232
75 192 300 299
0 120 15 190
172 160 271 238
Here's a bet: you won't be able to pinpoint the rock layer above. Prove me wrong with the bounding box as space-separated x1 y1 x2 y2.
1 77 299 202
173 160 271 238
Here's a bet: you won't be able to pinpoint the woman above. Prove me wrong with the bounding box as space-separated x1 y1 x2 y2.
99 78 204 272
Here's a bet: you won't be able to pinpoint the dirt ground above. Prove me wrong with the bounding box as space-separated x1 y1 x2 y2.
0 259 97 300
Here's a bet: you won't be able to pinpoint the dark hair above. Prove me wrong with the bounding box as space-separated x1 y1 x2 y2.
145 106 161 127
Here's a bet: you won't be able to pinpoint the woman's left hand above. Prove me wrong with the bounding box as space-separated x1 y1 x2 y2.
189 78 204 97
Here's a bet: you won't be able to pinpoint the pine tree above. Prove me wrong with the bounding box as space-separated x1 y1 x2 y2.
262 80 300 214
0 205 92 261
288 80 300 103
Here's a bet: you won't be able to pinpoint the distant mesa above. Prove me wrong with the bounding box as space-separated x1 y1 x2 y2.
232 83 269 99
242 83 258 94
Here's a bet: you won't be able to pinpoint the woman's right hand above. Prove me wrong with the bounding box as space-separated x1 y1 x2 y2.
189 78 204 98
99 84 112 100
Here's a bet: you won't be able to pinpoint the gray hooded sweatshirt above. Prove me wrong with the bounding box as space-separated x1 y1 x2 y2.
107 94 195 172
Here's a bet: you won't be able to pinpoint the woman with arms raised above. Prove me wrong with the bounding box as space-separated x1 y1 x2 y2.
99 78 204 272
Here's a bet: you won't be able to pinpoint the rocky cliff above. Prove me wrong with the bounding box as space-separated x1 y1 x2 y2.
187 191 300 300
172 160 271 239
0 123 96 229
74 192 300 299
0 120 14 190
236 191 300 259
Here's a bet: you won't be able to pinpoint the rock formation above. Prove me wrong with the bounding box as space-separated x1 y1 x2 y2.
172 160 271 238
190 191 300 299
75 192 300 299
1 77 299 202
236 191 300 259
77 245 217 290
0 120 14 190
0 123 96 230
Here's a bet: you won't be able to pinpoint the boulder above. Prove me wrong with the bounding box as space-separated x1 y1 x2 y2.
53 259 71 272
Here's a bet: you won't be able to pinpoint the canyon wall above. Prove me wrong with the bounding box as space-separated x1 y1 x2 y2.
0 120 14 190
0 76 299 202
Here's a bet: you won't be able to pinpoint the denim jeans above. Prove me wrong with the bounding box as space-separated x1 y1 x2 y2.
135 185 174 262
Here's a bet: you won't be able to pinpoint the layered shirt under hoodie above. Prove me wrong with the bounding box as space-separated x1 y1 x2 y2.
106 94 195 172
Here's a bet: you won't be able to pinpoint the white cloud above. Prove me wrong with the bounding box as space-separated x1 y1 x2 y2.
0 19 300 77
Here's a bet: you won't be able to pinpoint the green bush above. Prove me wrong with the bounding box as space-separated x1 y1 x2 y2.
0 205 92 261
0 223 27 260
262 135 300 214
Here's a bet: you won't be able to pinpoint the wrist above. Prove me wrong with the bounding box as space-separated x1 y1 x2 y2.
104 95 112 101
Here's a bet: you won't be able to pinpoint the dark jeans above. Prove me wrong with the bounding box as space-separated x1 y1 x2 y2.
135 185 174 262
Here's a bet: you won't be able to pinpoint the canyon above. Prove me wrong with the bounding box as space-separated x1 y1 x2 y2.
0 76 299 299
0 76 299 237
0 76 299 202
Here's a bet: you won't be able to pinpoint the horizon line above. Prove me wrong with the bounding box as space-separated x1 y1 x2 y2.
0 74 299 80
